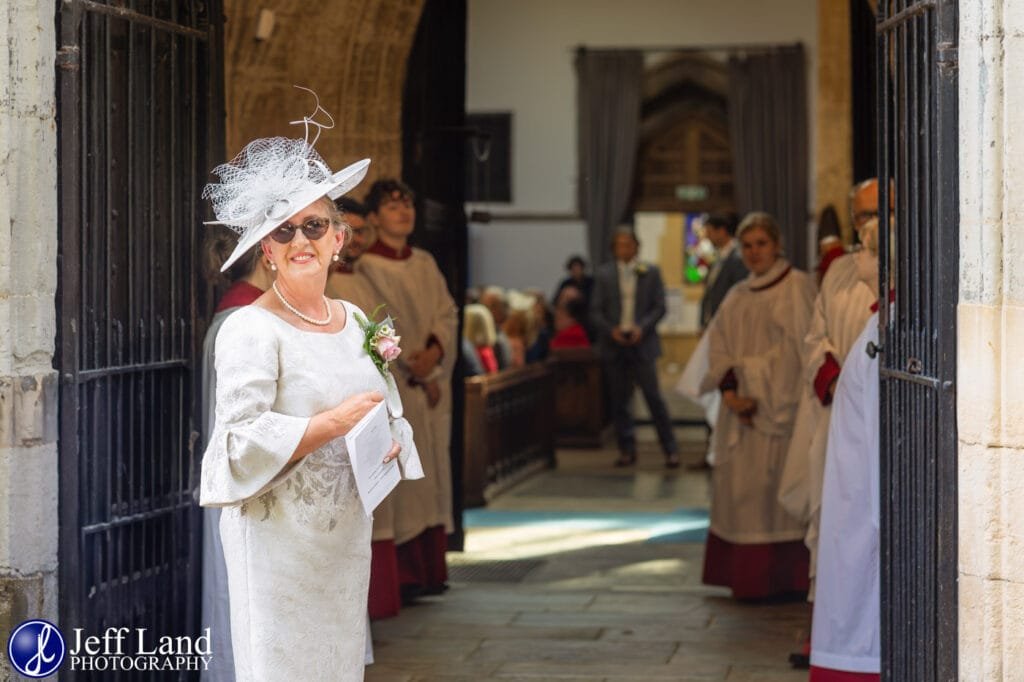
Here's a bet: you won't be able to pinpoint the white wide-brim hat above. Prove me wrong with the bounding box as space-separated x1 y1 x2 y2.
203 136 370 272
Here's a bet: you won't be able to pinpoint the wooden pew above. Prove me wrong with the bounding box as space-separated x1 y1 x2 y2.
546 347 608 448
463 363 555 508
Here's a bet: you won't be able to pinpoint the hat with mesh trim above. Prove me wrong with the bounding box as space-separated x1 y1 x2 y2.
202 89 369 272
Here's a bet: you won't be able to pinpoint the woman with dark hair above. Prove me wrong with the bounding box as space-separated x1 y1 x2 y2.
198 232 274 682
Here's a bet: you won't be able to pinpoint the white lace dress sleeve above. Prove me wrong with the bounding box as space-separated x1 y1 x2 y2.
199 312 310 507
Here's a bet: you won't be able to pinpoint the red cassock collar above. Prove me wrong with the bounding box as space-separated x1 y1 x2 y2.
215 281 263 313
367 241 413 260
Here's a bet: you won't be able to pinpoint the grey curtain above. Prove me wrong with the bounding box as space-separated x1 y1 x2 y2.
576 49 643 266
727 46 810 269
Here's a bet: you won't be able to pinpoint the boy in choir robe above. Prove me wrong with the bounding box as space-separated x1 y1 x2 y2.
325 196 403 620
357 179 459 603
809 241 883 681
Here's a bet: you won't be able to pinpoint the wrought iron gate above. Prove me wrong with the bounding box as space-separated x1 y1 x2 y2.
56 1 222 678
876 1 958 680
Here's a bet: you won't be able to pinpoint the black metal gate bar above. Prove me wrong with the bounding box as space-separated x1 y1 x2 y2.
57 2 221 679
876 0 959 680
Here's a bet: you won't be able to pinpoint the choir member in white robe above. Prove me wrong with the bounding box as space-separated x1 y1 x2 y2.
779 251 876 585
359 179 459 600
699 212 816 599
780 191 880 602
809 308 881 681
326 197 405 620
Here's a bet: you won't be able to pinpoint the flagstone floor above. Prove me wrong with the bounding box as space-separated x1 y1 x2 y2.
366 403 811 682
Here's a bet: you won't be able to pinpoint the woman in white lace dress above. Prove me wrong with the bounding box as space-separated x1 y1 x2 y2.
198 102 423 681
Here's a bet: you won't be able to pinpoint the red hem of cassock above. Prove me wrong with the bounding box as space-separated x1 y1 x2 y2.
809 666 880 681
396 525 449 591
368 539 401 620
702 531 809 599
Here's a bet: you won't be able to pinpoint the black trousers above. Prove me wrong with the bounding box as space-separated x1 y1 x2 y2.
604 348 678 456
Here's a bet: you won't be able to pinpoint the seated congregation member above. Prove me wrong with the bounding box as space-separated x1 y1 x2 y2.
590 228 680 468
698 212 816 599
463 303 500 374
810 220 883 681
550 293 591 350
526 291 554 363
480 286 513 369
199 114 422 680
199 233 275 682
358 178 459 603
503 308 531 368
553 254 594 308
700 212 747 328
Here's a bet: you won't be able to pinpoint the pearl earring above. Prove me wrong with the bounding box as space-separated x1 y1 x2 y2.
332 253 340 262
269 261 277 271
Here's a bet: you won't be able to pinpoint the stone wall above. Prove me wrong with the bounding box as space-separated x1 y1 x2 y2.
958 0 1024 678
814 0 853 243
0 0 60 676
223 0 425 185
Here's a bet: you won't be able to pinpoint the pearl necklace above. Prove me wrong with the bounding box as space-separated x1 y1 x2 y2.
272 281 333 326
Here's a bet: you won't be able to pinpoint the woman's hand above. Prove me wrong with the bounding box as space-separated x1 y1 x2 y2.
330 391 384 436
383 440 402 464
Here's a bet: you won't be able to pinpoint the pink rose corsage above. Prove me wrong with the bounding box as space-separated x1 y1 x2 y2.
354 304 402 377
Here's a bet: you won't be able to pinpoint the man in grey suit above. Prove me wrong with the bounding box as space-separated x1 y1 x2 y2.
590 228 679 468
700 212 748 328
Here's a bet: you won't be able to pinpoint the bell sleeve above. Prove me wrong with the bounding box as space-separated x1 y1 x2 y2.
199 313 310 507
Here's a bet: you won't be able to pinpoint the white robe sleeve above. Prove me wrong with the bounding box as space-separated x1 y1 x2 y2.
425 260 460 380
199 314 310 507
804 283 841 385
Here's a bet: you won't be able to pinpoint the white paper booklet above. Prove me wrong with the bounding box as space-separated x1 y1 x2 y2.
343 400 401 517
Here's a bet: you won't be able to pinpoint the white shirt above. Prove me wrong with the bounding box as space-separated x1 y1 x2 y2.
617 259 638 330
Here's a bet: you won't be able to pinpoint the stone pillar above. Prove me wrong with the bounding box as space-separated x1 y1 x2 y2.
0 0 60 675
958 1 1024 678
814 0 854 243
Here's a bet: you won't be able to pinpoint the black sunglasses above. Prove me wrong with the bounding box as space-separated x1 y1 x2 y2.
269 217 331 244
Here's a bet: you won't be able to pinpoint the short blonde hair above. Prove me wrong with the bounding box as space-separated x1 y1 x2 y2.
737 211 782 245
463 304 497 347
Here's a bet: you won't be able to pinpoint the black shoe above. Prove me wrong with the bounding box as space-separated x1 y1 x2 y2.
788 651 810 669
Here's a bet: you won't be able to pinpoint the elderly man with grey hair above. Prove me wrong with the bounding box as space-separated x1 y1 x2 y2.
590 228 679 468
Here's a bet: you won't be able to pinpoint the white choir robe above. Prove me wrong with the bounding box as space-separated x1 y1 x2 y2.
778 253 876 592
811 311 880 674
327 269 399 546
699 259 816 545
357 248 459 545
